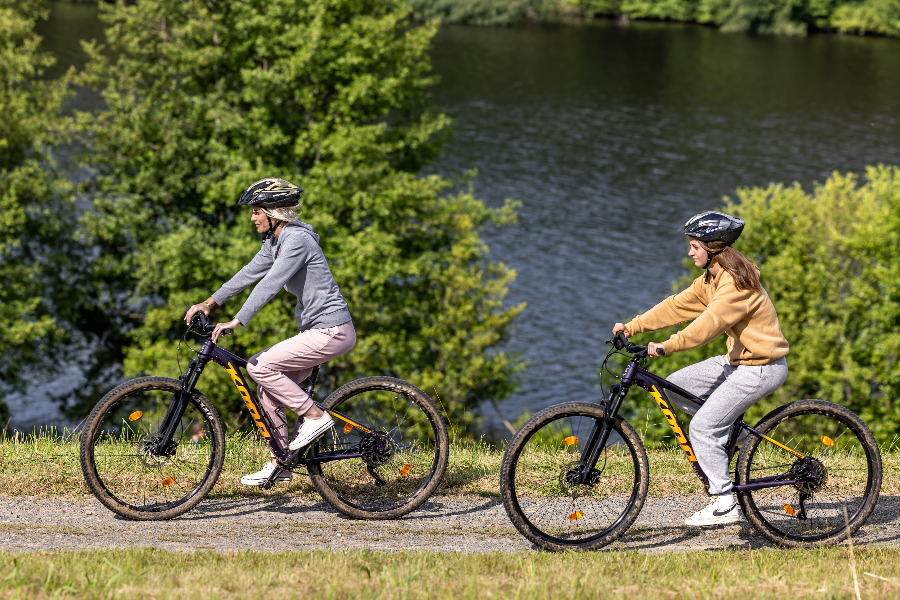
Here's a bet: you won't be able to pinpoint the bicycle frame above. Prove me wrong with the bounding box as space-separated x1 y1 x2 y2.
152 336 374 466
579 353 813 493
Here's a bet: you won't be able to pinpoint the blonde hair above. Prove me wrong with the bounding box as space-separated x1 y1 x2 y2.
701 240 761 292
262 204 302 224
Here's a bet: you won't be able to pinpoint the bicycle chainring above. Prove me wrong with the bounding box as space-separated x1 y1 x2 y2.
360 431 396 468
789 457 827 496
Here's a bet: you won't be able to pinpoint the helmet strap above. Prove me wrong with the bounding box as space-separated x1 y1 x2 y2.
263 214 283 244
701 244 730 283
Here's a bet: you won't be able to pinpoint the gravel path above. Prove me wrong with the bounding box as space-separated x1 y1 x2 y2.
1 494 898 554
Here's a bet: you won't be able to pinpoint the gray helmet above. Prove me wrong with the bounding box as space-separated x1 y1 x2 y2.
237 178 303 209
678 211 744 245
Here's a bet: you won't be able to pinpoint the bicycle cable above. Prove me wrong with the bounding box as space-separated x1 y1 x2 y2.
176 324 208 379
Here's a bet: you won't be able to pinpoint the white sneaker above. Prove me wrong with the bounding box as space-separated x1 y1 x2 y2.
288 412 334 451
685 492 743 526
240 462 292 486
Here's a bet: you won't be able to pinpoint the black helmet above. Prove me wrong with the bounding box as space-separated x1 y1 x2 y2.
678 211 744 245
678 211 745 282
237 178 303 209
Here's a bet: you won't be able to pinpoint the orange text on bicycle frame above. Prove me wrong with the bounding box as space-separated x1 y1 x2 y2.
650 385 697 462
225 362 271 438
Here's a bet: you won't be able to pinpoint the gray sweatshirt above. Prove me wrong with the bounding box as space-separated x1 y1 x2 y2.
211 222 352 331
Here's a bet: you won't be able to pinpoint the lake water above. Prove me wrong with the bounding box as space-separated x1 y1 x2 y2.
10 3 900 434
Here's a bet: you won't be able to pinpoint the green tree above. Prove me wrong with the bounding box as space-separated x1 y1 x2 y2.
0 0 75 423
606 166 900 446
76 0 523 431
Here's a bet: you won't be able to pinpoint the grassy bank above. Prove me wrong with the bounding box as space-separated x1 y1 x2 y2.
2 429 899 499
2 546 900 598
409 0 900 37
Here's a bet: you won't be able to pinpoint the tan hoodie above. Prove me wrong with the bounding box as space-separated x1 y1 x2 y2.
625 269 789 366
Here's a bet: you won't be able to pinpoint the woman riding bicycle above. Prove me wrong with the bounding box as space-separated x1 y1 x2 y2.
612 211 789 526
184 178 355 486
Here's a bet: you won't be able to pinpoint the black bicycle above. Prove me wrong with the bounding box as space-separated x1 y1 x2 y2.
499 332 882 550
79 313 449 521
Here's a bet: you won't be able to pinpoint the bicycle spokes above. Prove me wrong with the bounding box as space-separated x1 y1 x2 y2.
89 386 216 509
743 410 872 539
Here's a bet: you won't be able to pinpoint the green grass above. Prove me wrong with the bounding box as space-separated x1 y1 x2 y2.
2 546 900 598
1 429 899 499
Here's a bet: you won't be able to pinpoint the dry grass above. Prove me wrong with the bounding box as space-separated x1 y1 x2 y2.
2 546 900 599
0 429 898 500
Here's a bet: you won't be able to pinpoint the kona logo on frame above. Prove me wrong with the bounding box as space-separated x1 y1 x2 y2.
225 362 271 438
649 386 697 462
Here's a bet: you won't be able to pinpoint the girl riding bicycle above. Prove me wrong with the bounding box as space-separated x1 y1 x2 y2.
613 211 789 526
184 178 355 486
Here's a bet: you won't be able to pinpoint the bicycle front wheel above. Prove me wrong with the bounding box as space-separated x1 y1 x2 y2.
499 401 649 551
736 399 882 547
307 377 449 519
79 376 225 520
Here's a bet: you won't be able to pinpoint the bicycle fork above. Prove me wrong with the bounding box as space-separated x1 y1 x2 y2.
152 357 207 457
576 383 629 485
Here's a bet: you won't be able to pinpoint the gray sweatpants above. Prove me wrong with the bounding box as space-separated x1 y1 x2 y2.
667 355 788 495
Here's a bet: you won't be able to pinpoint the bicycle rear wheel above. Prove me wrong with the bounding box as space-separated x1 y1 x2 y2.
499 401 649 551
306 377 449 519
79 377 225 520
736 399 881 547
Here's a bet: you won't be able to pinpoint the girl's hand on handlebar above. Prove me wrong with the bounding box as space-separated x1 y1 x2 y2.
184 303 210 325
211 318 241 343
647 342 665 358
612 323 631 337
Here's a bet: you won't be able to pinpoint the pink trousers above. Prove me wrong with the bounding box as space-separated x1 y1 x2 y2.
247 321 356 451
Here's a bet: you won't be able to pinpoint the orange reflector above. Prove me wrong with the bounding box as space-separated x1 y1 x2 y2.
128 411 143 422
821 436 834 447
563 436 578 446
783 504 795 516
161 477 175 487
569 511 584 521
343 423 353 434
399 464 411 477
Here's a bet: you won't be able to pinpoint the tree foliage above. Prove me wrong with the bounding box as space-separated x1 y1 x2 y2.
0 0 75 422
75 0 523 431
607 166 900 446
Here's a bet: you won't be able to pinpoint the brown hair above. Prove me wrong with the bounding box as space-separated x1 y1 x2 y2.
701 241 761 292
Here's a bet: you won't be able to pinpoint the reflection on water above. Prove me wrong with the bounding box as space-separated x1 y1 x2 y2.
428 22 900 434
9 5 900 435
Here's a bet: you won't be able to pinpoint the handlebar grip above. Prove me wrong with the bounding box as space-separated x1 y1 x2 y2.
614 331 628 350
656 347 666 357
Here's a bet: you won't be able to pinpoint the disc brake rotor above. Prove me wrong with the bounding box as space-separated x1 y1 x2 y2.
136 434 171 469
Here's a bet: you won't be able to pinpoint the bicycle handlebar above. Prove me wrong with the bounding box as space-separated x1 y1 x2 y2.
190 311 233 337
609 331 665 357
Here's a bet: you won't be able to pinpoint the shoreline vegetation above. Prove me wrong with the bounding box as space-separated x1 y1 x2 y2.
409 0 900 37
60 0 900 37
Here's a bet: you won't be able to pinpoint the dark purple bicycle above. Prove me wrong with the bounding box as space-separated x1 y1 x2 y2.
500 332 882 550
79 313 449 521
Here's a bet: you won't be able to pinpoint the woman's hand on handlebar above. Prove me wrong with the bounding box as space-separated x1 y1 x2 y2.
211 318 241 343
612 323 631 337
184 303 210 325
647 342 666 358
